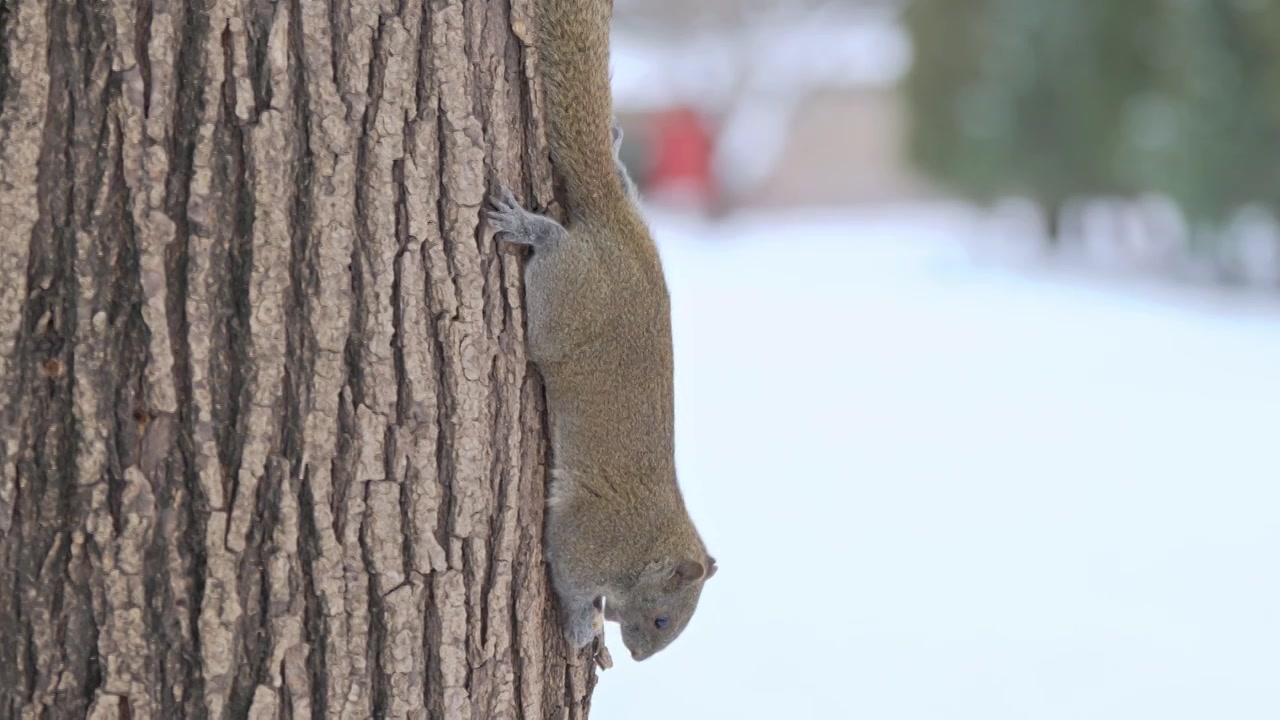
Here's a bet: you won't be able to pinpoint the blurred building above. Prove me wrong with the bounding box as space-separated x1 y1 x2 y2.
611 3 938 212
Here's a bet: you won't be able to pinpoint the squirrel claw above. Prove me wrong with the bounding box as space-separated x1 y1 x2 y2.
485 186 529 237
494 185 519 210
485 185 567 248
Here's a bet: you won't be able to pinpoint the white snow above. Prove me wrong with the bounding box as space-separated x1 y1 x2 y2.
590 206 1280 720
610 9 910 113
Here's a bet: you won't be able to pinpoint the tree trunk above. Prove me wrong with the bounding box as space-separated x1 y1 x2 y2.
0 0 597 717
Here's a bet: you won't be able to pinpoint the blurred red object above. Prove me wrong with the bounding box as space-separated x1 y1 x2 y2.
645 107 715 210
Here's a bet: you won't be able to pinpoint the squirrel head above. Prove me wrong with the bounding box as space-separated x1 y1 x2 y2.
609 553 718 661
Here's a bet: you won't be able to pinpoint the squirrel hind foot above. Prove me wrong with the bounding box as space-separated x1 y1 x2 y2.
485 185 567 248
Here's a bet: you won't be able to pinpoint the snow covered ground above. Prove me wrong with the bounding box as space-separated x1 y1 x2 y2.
591 206 1280 720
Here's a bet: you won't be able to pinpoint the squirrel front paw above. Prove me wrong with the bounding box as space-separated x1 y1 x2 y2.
610 117 624 153
563 597 604 650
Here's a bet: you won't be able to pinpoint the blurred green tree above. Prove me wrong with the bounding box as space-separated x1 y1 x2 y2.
904 0 1280 255
1136 1 1280 235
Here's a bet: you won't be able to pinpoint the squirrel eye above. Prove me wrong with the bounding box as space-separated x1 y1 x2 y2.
653 615 669 630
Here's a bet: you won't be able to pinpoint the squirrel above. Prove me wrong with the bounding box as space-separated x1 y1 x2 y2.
485 0 716 662
610 120 642 205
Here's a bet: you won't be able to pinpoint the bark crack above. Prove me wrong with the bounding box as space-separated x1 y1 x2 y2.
2 0 598 716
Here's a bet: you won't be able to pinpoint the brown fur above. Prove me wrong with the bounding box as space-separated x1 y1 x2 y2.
484 0 715 662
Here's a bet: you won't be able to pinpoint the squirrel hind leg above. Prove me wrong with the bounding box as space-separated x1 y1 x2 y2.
610 118 642 203
486 185 568 249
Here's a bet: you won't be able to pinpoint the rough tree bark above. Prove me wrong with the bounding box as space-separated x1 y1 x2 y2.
0 0 598 717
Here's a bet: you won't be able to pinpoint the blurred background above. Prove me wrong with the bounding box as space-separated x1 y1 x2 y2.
594 1 1280 718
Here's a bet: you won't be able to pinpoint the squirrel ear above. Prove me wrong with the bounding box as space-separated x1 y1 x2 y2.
705 555 718 580
672 557 707 585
